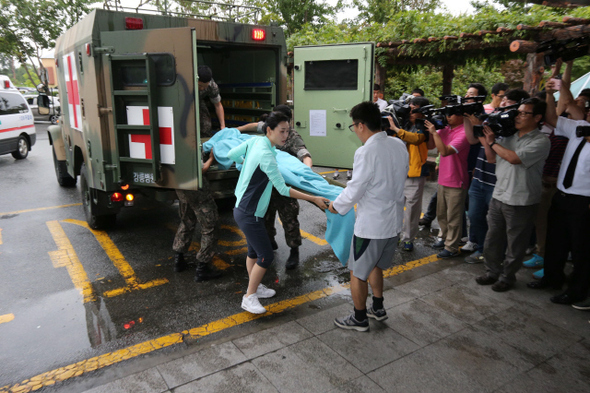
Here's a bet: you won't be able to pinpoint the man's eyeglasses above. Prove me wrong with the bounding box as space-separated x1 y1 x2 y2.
348 122 360 132
517 111 534 117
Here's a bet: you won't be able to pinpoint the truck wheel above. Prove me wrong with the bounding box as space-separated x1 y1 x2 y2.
11 136 29 159
80 163 116 229
53 149 77 187
49 114 59 125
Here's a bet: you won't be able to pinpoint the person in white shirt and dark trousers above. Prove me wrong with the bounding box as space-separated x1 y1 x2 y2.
528 79 590 306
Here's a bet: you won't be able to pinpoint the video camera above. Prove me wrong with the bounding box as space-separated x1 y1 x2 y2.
472 103 520 138
576 125 590 138
413 105 447 132
381 93 413 135
536 37 590 66
439 95 487 117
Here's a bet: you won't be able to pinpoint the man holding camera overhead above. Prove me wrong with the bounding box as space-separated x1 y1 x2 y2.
527 79 590 306
475 98 550 292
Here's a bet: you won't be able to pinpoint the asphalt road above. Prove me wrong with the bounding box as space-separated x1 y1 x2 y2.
0 124 439 389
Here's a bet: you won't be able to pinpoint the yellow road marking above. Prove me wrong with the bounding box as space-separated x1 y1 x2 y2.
277 217 329 246
1 254 439 392
0 313 14 325
300 230 328 246
318 169 348 175
0 203 82 216
63 219 168 298
46 221 96 303
217 224 247 247
0 228 3 245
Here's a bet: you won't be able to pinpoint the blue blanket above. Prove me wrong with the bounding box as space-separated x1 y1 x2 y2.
203 128 354 265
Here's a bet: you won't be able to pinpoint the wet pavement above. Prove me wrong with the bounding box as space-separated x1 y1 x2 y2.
40 251 590 393
2 126 589 392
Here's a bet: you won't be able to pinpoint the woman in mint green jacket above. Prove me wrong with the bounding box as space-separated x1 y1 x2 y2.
228 112 329 314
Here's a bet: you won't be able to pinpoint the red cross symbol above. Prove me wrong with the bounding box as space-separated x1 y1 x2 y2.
66 55 80 129
129 109 172 159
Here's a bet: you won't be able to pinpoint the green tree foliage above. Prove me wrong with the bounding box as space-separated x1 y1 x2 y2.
0 0 92 86
164 0 340 35
385 60 505 106
353 0 440 24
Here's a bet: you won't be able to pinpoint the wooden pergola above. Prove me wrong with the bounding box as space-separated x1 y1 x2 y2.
374 15 590 97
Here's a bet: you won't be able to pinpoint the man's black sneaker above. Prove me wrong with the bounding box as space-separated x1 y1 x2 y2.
286 247 299 270
367 306 388 321
174 253 187 272
334 313 369 332
194 262 223 282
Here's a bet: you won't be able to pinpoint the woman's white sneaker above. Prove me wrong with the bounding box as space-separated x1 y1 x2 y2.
241 294 267 314
256 283 276 298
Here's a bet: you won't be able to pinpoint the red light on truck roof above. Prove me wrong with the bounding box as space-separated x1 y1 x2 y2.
111 192 123 202
125 17 144 30
252 29 266 41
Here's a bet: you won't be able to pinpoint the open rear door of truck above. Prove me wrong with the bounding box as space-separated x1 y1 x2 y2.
100 27 203 190
293 43 374 168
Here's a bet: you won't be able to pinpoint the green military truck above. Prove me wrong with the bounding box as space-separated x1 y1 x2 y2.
48 7 374 229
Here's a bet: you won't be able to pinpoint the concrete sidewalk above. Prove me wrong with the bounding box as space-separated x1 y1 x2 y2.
78 257 590 393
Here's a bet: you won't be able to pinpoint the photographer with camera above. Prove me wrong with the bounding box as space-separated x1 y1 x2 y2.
386 97 430 252
463 88 531 264
425 107 470 258
527 79 590 306
475 98 550 292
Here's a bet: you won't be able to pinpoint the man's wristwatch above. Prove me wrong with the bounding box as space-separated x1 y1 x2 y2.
489 141 497 149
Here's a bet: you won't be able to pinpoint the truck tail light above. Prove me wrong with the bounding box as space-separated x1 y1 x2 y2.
111 192 123 202
125 17 144 30
125 194 134 202
120 183 130 191
85 43 91 56
3 80 10 89
252 29 266 41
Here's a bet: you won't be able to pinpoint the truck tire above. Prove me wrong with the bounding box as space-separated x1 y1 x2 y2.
11 135 29 159
80 163 116 229
53 149 77 187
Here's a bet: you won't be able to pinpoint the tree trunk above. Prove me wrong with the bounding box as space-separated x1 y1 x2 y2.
442 64 454 104
375 62 386 91
523 53 544 95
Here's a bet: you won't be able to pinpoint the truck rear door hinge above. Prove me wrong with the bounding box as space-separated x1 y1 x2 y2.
98 106 112 116
104 164 118 171
94 46 115 54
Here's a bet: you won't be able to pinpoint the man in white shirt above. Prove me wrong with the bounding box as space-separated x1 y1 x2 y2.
373 84 388 111
527 80 590 306
329 101 409 332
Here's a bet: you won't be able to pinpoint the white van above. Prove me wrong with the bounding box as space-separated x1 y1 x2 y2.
0 76 36 159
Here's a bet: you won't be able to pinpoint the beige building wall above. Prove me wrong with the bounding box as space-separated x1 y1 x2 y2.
41 57 57 88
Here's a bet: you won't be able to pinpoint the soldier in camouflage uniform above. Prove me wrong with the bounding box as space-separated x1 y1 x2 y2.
198 65 225 137
172 152 223 282
238 105 312 270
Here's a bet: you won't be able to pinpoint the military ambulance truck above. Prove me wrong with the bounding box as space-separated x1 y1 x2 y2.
48 7 374 229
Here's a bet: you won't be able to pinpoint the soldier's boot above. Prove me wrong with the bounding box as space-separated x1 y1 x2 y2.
194 262 223 282
270 237 278 251
285 247 299 270
174 252 187 272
